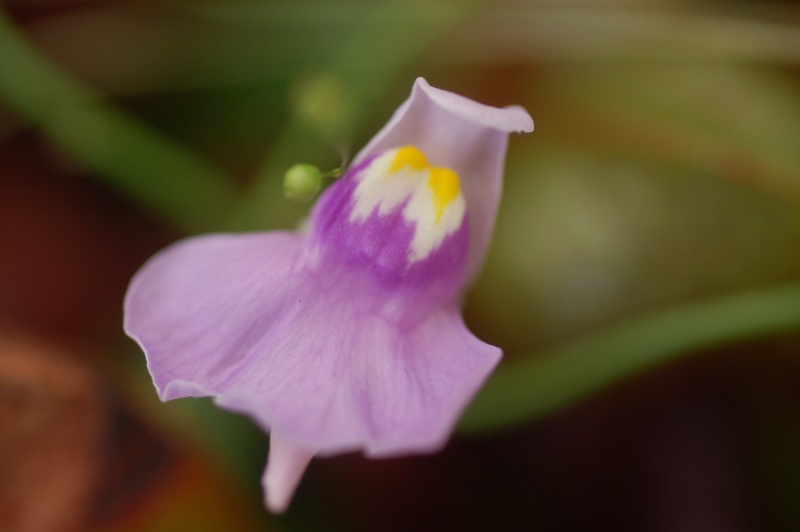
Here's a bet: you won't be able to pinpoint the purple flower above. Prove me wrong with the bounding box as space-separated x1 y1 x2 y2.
124 78 533 513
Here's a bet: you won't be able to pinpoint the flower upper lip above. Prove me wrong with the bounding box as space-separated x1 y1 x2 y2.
354 77 534 283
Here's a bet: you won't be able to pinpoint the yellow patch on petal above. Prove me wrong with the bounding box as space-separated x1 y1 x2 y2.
389 145 429 174
387 146 461 224
428 168 460 222
351 145 467 262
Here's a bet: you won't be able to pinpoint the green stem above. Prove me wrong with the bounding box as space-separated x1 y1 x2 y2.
460 282 800 433
0 9 238 232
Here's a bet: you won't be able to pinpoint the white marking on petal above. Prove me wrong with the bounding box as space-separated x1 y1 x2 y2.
404 184 466 263
349 147 467 263
350 153 421 220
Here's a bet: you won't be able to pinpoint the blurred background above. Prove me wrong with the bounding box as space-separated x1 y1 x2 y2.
1 0 800 530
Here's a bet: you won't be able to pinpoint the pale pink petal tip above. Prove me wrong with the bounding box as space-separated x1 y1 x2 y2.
414 77 534 133
262 434 315 514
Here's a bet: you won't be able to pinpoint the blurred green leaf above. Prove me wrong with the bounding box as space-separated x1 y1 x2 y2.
0 9 238 232
23 3 800 97
462 136 800 432
461 282 800 433
441 3 800 64
545 64 800 201
471 148 800 350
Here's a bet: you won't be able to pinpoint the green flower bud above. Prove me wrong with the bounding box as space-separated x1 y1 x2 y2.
284 163 322 202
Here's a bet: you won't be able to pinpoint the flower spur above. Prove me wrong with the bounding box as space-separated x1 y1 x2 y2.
124 78 533 512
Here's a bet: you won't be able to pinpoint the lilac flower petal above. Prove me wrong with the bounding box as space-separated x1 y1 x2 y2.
123 232 302 400
262 434 314 514
211 267 501 456
353 78 533 282
125 231 499 459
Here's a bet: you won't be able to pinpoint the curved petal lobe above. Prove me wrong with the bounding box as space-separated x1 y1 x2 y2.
212 270 502 456
124 232 303 399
